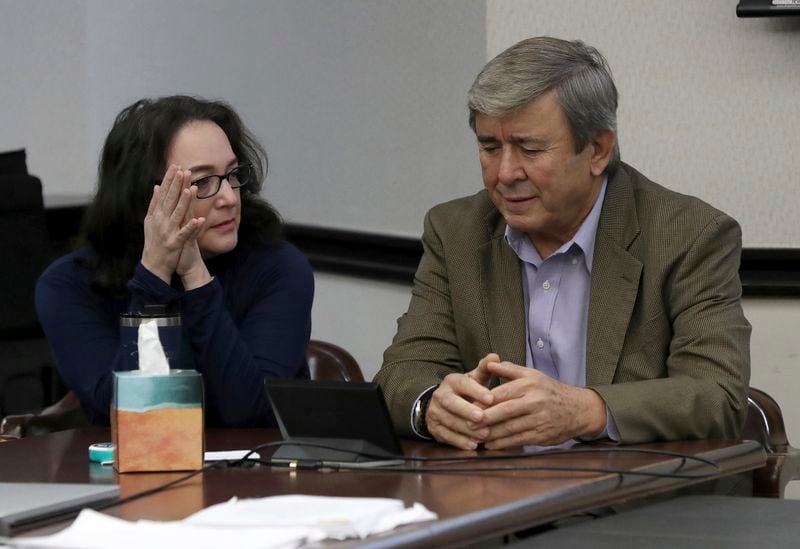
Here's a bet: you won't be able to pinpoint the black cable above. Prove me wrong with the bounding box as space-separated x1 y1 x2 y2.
244 457 716 480
87 440 722 512
242 439 720 472
312 462 717 480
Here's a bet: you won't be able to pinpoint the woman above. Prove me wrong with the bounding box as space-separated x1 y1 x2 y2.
36 96 314 427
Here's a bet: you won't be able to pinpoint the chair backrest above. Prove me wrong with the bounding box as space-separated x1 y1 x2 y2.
0 150 50 337
307 339 365 383
0 149 58 418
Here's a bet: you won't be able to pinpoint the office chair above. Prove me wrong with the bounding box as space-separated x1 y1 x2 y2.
0 339 365 438
0 149 59 418
306 339 365 383
742 387 800 498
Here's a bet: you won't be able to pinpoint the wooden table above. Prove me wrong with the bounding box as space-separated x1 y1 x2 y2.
0 429 766 547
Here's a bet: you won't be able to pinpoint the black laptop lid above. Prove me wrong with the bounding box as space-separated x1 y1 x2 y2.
264 380 403 459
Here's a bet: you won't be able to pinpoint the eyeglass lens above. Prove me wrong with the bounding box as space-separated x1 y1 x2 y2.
193 165 252 198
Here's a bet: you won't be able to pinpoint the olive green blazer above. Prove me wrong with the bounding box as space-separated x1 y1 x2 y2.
375 163 751 443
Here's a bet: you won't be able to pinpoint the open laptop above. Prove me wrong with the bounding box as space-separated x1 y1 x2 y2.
264 380 404 467
0 482 120 536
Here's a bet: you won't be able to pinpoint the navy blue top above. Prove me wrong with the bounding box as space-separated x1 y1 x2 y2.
35 241 314 427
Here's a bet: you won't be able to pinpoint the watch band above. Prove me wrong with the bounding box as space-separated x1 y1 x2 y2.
413 386 437 439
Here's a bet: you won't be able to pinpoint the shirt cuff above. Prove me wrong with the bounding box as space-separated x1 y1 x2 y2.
580 407 620 443
409 385 438 440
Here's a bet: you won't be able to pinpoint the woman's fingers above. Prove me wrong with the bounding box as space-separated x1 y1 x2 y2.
172 172 196 224
146 185 160 217
176 209 206 239
155 164 177 210
157 165 186 212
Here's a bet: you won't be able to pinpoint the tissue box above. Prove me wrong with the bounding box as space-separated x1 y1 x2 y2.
111 370 204 473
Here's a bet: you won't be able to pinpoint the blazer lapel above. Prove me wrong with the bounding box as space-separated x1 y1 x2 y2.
479 210 526 367
586 167 642 386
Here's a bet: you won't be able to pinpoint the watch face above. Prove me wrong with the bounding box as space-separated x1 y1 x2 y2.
413 400 424 430
413 395 431 437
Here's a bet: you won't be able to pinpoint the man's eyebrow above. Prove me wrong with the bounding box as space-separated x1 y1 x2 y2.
476 134 499 143
509 135 547 146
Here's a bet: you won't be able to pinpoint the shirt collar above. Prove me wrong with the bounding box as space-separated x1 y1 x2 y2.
504 177 608 271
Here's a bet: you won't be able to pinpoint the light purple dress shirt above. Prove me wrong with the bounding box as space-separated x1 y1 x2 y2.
504 179 619 441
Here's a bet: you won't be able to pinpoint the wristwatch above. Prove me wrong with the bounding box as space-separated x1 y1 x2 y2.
412 388 436 439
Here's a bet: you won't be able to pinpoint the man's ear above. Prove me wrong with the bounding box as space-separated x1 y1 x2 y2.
589 129 616 177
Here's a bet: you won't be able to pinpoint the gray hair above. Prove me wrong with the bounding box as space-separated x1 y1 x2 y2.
468 36 620 173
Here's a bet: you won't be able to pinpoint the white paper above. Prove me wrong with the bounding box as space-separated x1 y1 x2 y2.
204 450 261 462
9 497 437 548
137 319 169 375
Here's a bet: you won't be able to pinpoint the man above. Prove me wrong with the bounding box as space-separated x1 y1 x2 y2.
374 37 750 450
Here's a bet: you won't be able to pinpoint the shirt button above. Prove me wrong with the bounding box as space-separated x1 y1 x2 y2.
536 338 545 349
571 258 578 265
542 280 551 290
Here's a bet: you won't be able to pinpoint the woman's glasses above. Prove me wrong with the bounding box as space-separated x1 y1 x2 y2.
191 164 253 199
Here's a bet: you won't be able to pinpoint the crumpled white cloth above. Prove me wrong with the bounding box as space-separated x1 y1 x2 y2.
9 495 437 549
7 510 307 549
186 495 437 541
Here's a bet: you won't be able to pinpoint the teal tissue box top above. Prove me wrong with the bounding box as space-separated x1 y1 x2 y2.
112 369 203 412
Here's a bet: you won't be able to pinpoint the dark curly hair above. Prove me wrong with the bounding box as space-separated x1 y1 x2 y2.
79 95 282 292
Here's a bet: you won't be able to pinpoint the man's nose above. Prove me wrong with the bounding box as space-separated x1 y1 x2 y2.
497 149 525 185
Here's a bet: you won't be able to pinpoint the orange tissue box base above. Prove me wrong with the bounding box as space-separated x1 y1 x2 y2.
111 370 204 473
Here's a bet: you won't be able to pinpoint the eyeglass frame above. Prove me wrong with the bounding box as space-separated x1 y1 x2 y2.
154 163 252 199
188 163 253 199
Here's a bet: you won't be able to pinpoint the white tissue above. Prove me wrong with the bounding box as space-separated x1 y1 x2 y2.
137 319 170 374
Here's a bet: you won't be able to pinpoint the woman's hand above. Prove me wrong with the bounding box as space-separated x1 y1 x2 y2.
141 165 206 284
176 195 213 291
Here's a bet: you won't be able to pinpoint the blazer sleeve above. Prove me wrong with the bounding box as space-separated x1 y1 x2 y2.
591 213 751 443
375 209 468 436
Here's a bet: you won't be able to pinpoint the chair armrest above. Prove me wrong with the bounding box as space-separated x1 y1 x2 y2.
0 391 87 439
745 387 800 498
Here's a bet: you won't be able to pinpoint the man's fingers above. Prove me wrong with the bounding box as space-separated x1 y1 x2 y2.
478 396 528 427
486 360 533 380
428 398 488 449
450 372 493 407
468 353 500 387
433 385 486 425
